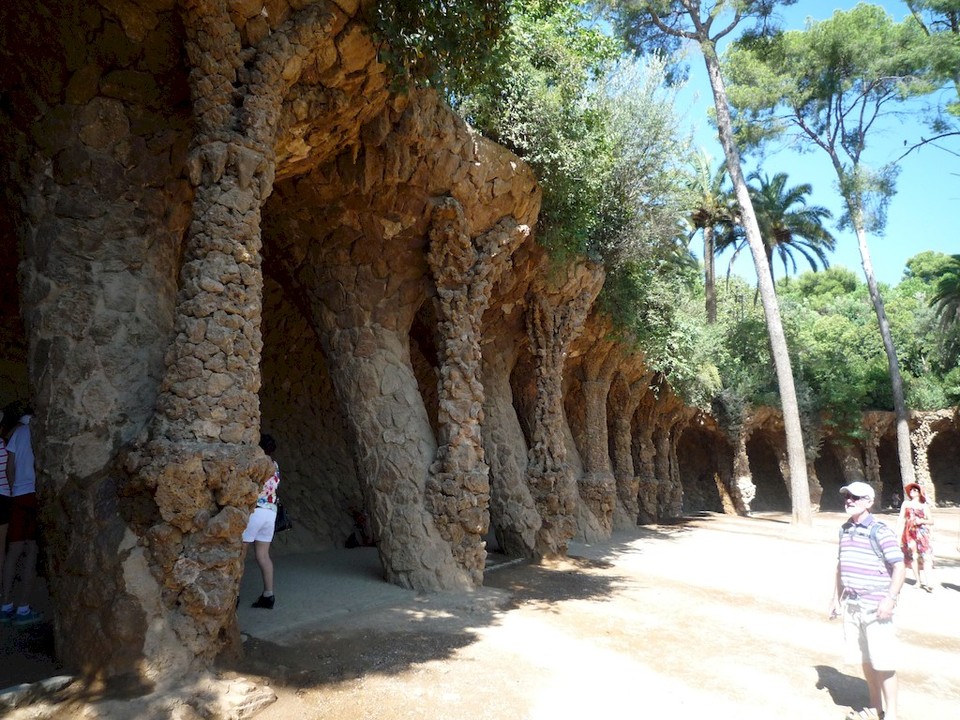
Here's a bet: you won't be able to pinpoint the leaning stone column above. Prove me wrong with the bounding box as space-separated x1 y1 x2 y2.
123 1 342 676
608 372 652 527
656 409 683 518
574 346 620 536
525 263 604 557
426 198 530 583
731 425 757 513
634 391 660 523
648 388 684 519
862 412 888 489
910 415 934 497
481 332 542 557
123 46 274 682
835 443 868 485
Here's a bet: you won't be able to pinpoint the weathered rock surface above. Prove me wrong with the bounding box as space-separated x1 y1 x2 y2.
0 1 957 707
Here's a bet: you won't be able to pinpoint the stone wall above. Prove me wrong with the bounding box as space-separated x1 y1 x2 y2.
1 0 958 696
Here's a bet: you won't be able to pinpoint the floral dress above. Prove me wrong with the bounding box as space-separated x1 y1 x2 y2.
256 461 280 510
900 505 931 567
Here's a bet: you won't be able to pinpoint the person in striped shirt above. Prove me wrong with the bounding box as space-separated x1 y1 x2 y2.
830 481 905 720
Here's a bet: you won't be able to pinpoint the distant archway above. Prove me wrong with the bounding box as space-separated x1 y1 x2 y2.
877 432 903 506
815 441 846 511
676 426 724 513
928 426 960 506
746 431 790 511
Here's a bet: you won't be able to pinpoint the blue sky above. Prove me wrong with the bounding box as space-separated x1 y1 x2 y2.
678 1 958 286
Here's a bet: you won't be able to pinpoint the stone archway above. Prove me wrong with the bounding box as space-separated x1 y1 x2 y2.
877 431 903 507
258 274 362 554
746 431 790 512
929 426 960 505
676 426 724 513
815 440 847 512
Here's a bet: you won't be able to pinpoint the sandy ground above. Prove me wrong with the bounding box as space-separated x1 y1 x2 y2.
3 508 959 719
228 508 960 720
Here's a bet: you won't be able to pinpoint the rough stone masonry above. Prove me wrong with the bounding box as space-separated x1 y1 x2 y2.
0 0 957 690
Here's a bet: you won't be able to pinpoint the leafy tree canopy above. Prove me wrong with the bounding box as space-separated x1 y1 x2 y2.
369 0 511 93
905 249 958 283
723 4 937 231
779 266 860 303
905 0 960 120
456 1 695 268
599 0 796 83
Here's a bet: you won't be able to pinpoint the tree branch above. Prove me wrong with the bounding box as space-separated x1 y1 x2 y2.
650 4 698 41
893 131 960 162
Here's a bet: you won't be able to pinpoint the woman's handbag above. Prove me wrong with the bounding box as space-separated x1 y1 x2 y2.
274 501 293 533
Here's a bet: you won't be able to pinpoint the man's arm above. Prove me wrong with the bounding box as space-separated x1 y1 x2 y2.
829 562 843 619
4 448 14 492
877 562 906 620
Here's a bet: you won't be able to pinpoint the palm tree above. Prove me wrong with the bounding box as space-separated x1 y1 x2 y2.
601 0 814 526
717 171 836 290
931 254 960 327
688 153 738 324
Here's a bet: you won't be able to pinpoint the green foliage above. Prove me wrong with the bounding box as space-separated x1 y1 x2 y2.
369 0 511 93
905 0 960 118
943 365 960 405
905 250 957 283
779 266 860 302
602 255 723 409
681 251 960 434
763 254 958 426
724 5 935 233
717 170 836 285
930 253 960 327
687 153 735 234
457 2 694 266
599 0 798 83
929 253 960 368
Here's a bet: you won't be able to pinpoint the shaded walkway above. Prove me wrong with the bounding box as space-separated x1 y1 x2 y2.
4 510 960 719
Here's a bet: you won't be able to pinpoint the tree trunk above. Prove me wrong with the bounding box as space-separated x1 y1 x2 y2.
704 225 717 324
828 155 915 487
848 209 916 487
700 40 812 526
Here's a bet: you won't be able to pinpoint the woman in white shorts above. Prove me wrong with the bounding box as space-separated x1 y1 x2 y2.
242 433 280 609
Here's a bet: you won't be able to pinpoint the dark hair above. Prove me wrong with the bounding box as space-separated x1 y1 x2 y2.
259 433 277 455
0 400 28 438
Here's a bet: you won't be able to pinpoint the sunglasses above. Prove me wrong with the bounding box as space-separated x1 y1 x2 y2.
844 494 869 501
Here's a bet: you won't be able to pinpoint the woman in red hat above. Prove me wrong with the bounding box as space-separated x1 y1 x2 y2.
896 482 934 591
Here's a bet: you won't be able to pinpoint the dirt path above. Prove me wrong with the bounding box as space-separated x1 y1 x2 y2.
5 509 959 719
229 509 960 720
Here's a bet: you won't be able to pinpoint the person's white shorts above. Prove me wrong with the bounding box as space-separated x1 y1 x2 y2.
843 603 898 671
242 506 276 543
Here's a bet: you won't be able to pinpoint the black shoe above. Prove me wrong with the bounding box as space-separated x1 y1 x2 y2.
251 594 275 609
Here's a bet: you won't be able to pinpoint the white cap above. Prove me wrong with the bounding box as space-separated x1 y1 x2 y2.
839 481 875 500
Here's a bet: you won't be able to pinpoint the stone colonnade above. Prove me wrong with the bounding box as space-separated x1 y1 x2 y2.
3 0 958 691
1 0 695 680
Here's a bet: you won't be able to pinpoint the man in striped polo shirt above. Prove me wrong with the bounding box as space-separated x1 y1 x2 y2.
831 481 905 720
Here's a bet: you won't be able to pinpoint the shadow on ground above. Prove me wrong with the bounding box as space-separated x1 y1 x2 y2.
217 522 696 693
815 665 868 710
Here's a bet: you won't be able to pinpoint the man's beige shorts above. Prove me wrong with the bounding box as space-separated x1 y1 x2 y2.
843 602 898 671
